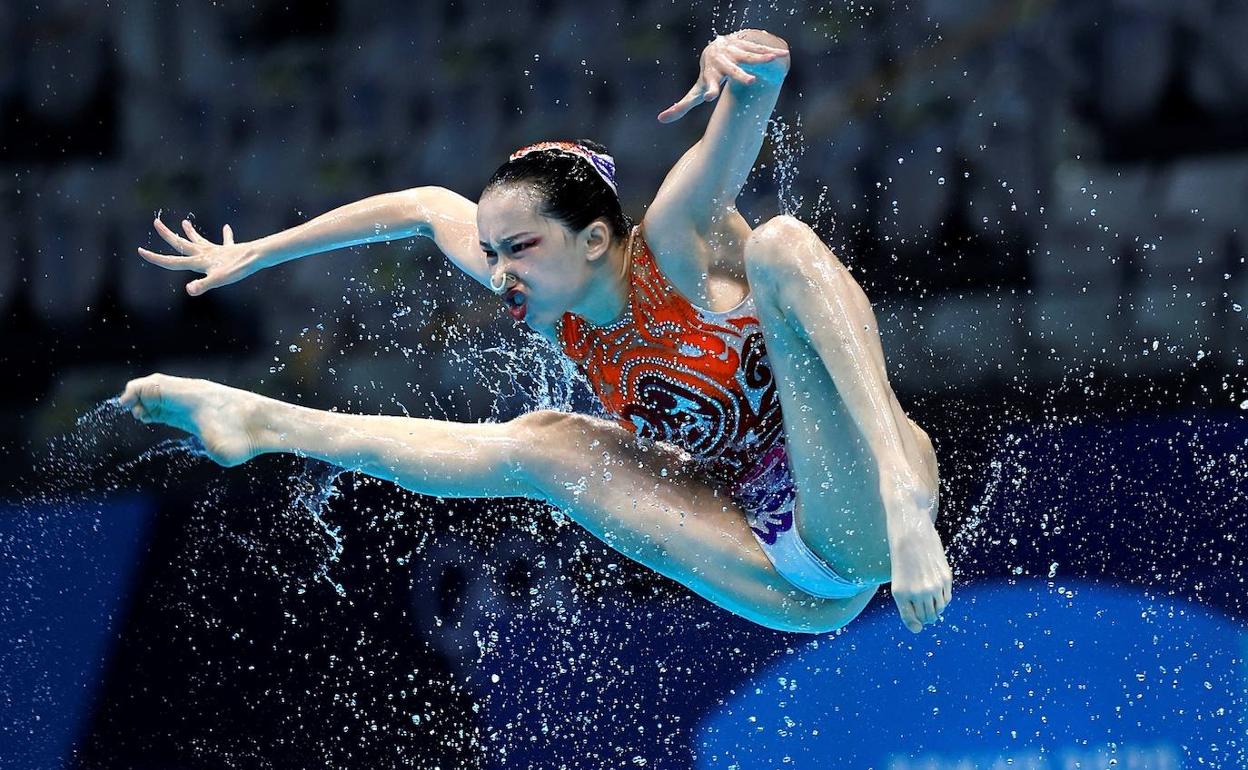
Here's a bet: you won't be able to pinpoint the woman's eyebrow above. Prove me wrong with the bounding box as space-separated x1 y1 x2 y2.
479 232 536 248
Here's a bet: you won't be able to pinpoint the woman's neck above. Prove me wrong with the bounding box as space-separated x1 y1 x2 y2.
574 229 633 326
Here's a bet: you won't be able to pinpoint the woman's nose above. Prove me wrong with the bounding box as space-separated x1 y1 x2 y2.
490 267 515 294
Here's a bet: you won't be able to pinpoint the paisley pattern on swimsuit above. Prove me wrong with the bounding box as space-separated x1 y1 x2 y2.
728 440 798 545
555 225 787 494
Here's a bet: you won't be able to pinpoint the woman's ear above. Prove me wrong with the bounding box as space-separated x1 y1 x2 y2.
583 220 612 262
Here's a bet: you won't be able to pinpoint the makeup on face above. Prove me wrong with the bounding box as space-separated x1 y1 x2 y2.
480 232 543 322
477 188 578 325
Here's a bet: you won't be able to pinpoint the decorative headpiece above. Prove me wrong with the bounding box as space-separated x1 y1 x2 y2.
509 140 618 195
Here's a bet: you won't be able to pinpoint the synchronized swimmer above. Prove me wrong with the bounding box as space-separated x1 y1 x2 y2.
120 29 952 634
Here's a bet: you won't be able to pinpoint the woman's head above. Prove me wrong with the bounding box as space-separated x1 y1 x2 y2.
482 139 629 240
477 140 632 328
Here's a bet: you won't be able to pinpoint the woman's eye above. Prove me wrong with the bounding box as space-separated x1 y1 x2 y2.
511 241 536 254
483 250 497 260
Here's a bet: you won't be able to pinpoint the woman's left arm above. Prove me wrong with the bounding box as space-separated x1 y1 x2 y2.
648 30 791 239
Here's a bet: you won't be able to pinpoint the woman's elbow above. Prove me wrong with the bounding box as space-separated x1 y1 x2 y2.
397 186 449 237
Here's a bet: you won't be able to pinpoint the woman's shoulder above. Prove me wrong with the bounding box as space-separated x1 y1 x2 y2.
637 215 751 314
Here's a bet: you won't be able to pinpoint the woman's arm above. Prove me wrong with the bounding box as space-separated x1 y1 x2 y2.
139 186 492 295
646 30 791 247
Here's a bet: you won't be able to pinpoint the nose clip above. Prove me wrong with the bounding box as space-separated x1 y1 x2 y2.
490 272 517 295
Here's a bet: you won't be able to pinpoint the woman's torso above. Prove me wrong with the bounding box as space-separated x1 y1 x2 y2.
555 224 785 488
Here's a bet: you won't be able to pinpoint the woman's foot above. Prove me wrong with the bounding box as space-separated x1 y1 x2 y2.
119 373 272 467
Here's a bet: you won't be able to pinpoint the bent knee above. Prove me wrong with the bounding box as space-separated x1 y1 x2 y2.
744 215 845 286
747 214 811 251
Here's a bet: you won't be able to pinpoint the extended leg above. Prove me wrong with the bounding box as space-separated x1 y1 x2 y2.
121 373 536 498
272 402 878 631
120 374 874 632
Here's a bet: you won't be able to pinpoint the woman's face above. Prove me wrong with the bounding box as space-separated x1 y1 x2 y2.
476 184 599 329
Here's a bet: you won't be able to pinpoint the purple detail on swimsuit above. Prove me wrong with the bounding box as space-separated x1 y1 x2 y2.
732 442 798 545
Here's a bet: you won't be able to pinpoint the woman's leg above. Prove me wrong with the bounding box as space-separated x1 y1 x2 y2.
120 374 534 497
740 216 941 587
513 411 877 631
119 374 875 632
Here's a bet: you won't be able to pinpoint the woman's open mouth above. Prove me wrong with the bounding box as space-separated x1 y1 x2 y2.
504 288 527 321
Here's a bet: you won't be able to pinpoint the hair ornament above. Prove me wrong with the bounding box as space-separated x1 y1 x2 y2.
509 141 618 195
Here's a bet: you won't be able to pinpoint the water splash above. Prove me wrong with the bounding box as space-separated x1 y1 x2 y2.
287 460 347 597
768 112 806 215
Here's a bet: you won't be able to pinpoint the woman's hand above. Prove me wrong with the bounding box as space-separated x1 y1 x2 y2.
883 484 953 633
657 31 791 124
138 217 264 296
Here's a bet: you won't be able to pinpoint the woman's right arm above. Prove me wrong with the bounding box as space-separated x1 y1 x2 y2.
140 186 492 295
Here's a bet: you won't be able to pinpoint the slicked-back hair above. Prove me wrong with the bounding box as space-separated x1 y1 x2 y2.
483 139 631 241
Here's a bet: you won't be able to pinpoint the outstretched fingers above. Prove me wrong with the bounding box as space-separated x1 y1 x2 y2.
732 49 782 65
138 218 240 294
143 217 209 272
137 246 205 272
657 61 774 123
659 34 789 124
658 80 709 123
733 39 788 57
153 217 198 254
658 68 737 122
712 56 755 88
181 219 211 245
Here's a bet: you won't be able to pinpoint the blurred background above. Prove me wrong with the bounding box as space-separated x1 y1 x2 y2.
1 0 1246 768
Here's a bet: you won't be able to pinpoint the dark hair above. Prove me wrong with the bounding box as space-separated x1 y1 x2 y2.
482 139 631 241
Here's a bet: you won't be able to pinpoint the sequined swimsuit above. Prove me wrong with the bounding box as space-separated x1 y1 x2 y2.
555 226 873 599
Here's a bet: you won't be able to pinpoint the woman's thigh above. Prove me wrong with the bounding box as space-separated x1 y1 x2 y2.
517 410 867 632
741 219 917 585
747 299 894 583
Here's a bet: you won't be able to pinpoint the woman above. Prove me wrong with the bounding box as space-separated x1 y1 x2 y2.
122 29 952 634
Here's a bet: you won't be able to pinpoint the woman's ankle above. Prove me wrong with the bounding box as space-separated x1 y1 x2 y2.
243 394 290 456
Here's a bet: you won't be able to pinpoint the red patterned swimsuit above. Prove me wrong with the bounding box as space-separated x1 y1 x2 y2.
557 229 784 490
556 226 873 599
